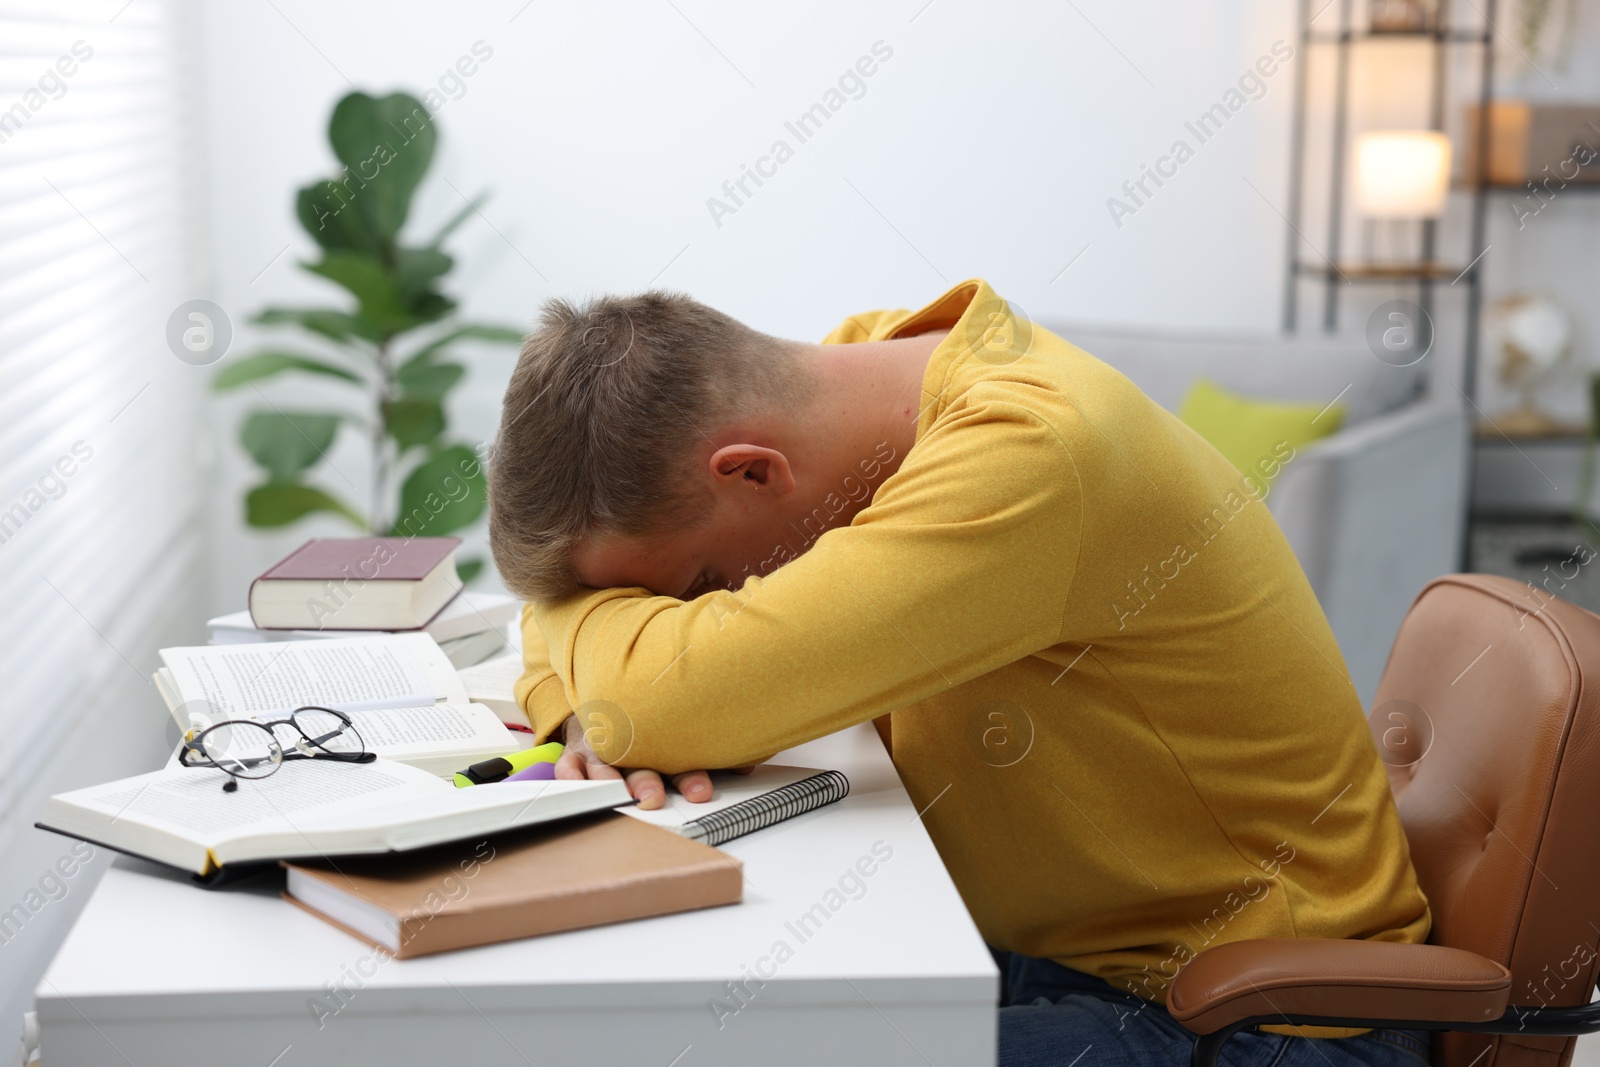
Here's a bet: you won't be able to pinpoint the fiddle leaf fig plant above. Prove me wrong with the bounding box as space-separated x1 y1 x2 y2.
215 91 523 582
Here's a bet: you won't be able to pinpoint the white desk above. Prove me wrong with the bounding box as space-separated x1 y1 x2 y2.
37 723 998 1066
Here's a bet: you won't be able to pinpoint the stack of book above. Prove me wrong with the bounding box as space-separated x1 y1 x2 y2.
207 537 520 669
191 534 531 734
31 534 852 958
39 622 848 952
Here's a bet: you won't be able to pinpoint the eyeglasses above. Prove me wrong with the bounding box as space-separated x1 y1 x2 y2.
179 706 375 791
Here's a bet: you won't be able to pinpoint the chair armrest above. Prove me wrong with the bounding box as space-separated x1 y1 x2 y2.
1167 938 1511 1035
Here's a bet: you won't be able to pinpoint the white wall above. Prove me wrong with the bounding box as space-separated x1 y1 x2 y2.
191 0 1320 608
190 0 1599 600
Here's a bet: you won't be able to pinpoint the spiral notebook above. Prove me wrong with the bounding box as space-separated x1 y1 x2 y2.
623 765 850 846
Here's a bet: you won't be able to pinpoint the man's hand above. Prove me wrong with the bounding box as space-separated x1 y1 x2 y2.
553 714 748 809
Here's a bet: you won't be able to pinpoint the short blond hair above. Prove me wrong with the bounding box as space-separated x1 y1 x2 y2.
488 291 810 601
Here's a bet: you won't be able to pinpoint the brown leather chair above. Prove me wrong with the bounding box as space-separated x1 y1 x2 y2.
1167 574 1600 1067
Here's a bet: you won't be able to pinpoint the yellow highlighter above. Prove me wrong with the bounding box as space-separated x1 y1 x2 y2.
453 742 564 787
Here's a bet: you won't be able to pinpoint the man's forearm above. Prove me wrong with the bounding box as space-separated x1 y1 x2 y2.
514 602 576 745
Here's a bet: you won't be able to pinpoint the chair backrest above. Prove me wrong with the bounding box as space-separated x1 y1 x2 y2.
1371 574 1600 1067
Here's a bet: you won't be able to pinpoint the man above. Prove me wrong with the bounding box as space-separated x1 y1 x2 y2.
488 279 1432 1067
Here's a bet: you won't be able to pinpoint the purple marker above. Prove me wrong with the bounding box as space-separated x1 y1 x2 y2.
505 761 557 782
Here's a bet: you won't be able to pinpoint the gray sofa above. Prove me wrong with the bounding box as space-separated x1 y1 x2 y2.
1038 322 1470 708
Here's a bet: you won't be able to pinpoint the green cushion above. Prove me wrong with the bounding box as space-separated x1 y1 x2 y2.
1177 379 1345 482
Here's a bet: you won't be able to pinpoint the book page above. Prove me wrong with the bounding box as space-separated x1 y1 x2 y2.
45 759 630 871
63 759 430 844
456 653 523 701
282 778 631 854
161 705 511 774
161 633 463 720
339 703 512 750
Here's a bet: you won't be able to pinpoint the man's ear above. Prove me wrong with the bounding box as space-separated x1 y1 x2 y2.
708 444 795 495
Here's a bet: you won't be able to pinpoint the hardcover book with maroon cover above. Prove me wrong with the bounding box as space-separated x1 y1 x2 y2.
248 537 464 631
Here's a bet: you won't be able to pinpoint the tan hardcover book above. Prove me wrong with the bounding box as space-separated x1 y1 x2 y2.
282 812 743 958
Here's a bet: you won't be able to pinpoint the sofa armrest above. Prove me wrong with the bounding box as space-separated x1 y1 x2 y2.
1167 938 1511 1035
1269 398 1469 587
1267 398 1469 705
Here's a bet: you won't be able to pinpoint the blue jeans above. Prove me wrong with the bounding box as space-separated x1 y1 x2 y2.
997 951 1432 1067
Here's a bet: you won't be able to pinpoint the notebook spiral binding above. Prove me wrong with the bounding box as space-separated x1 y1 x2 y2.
680 770 850 846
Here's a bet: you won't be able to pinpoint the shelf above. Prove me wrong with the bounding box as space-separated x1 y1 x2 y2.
1305 29 1491 44
1475 181 1600 192
1292 261 1473 282
1475 422 1590 442
1470 508 1590 523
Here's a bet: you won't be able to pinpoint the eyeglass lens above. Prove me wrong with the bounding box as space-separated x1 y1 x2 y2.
288 707 363 757
198 721 282 779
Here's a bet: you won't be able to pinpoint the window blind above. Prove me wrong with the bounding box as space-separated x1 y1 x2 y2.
0 0 204 835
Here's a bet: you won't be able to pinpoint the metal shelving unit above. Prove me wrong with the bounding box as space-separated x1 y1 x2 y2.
1282 0 1498 402
1285 0 1600 570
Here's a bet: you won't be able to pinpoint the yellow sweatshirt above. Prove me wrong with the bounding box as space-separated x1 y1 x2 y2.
515 279 1430 1033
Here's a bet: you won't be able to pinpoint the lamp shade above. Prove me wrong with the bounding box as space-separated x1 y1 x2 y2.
1353 130 1452 218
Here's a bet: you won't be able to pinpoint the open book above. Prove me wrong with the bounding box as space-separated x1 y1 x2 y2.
38 757 632 881
454 651 529 728
153 634 518 778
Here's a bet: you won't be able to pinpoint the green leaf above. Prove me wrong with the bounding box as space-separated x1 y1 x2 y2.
304 252 413 335
240 410 341 481
256 307 381 345
389 444 485 537
296 180 381 255
404 323 524 365
455 556 484 584
213 350 363 391
384 396 445 450
407 291 456 329
425 193 486 249
395 247 452 300
396 360 465 398
326 92 436 241
245 482 365 529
